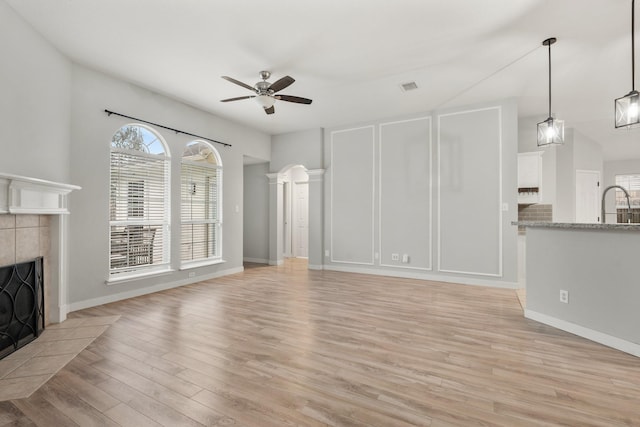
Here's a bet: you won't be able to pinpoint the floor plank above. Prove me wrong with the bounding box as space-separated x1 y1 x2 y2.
1 259 639 426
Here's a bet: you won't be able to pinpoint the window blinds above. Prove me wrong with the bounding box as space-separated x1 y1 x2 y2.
109 149 170 275
181 161 221 263
615 174 640 207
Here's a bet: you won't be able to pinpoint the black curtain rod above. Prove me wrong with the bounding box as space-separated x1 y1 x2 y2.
104 109 232 148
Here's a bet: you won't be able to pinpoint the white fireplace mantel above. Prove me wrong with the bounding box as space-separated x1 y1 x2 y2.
0 173 81 215
0 173 81 324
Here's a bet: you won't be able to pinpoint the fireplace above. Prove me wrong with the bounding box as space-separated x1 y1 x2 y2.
0 257 44 360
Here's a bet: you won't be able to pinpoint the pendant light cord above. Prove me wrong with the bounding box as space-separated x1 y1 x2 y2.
633 0 636 91
548 41 552 117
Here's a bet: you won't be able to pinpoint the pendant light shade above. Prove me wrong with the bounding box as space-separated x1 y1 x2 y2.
537 37 564 146
615 0 639 128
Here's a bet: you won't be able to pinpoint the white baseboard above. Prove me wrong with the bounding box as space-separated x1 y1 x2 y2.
67 266 244 313
525 309 640 358
307 264 324 270
322 264 518 289
268 259 284 266
243 257 269 264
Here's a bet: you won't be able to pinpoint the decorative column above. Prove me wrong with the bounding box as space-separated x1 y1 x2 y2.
266 173 284 266
306 169 325 270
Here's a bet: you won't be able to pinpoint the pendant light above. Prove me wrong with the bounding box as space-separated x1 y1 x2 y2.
615 0 639 128
537 37 564 146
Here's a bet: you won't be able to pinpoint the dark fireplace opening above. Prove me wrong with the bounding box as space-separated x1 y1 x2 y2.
0 257 44 360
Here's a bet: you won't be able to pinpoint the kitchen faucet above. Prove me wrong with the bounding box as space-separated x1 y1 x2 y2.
601 185 632 224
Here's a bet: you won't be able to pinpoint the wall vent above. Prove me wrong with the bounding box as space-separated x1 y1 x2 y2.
400 81 419 92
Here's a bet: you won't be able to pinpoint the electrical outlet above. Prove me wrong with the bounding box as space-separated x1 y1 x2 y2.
391 253 399 261
325 250 330 257
188 272 196 278
402 254 409 263
374 252 379 260
559 289 569 304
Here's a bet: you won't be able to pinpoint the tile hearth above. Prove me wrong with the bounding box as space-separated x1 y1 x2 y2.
0 315 119 401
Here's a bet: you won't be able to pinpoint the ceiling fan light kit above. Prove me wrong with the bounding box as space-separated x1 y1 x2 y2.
615 0 640 128
220 71 312 115
537 37 565 147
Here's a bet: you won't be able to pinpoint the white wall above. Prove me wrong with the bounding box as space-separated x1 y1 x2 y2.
553 129 604 223
320 100 519 287
67 65 271 309
243 162 270 263
0 1 72 183
554 129 575 222
270 128 323 172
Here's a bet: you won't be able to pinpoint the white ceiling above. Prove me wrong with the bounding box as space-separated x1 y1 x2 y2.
7 0 640 160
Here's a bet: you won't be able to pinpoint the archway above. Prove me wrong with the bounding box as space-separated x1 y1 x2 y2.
267 165 324 268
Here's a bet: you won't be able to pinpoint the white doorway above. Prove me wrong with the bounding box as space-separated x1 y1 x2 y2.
280 165 309 259
575 170 600 223
293 182 309 258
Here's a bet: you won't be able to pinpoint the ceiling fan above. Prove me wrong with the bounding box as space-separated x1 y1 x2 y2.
220 71 312 115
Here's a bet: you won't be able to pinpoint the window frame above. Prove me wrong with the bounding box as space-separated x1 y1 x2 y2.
108 124 171 281
180 140 223 268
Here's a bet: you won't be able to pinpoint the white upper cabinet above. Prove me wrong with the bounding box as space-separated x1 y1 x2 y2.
517 152 543 203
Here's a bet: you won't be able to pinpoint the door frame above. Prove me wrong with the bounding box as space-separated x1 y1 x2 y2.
575 169 601 223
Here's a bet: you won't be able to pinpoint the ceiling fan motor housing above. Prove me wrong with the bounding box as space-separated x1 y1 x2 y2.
255 80 272 94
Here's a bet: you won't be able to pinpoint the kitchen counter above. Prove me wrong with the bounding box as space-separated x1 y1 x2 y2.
513 221 640 231
514 221 640 357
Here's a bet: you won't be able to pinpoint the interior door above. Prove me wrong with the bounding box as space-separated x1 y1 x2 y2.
293 182 309 258
575 170 600 223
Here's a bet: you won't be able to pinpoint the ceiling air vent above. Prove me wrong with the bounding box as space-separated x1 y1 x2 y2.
400 81 418 92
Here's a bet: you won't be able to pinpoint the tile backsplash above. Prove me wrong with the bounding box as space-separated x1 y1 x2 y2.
518 204 553 222
518 204 552 234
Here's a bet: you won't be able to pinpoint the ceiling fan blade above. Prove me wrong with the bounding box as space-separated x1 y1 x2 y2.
269 76 295 93
275 95 312 105
220 95 255 102
221 76 255 91
264 106 275 115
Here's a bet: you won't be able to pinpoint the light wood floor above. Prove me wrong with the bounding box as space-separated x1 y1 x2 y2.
1 259 639 426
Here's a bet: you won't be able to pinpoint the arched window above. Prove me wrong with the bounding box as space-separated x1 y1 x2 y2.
181 140 222 265
109 124 170 277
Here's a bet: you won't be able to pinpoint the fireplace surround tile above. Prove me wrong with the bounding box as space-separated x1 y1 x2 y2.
15 214 39 228
0 215 15 229
0 229 15 265
0 315 119 401
15 227 39 263
0 375 52 401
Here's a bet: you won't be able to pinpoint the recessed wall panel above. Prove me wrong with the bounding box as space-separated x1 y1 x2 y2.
380 118 431 270
438 107 502 276
331 127 374 264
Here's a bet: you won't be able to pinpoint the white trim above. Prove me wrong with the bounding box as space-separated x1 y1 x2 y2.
436 106 503 277
243 257 269 264
0 174 80 215
180 259 226 270
377 263 432 272
53 215 68 323
269 259 284 266
106 266 174 284
323 264 518 289
307 264 324 270
70 266 244 313
525 309 640 358
378 116 433 271
306 169 326 180
329 126 376 266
